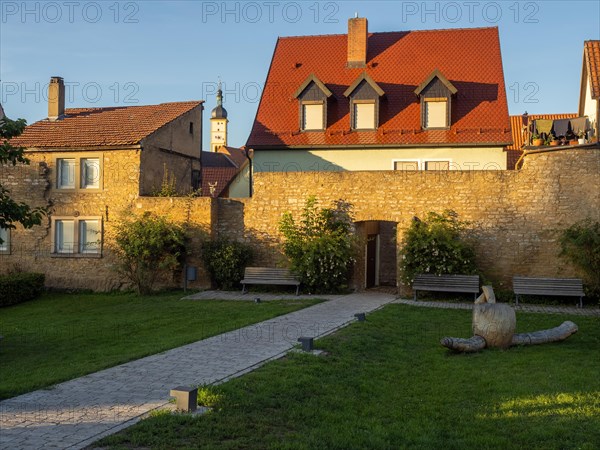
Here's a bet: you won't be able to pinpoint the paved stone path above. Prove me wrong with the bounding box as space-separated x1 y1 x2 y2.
0 292 395 450
393 298 600 317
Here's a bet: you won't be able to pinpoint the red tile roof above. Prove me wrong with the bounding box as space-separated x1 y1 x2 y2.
11 101 203 149
585 40 600 99
247 27 511 149
201 167 239 197
200 147 248 197
506 113 577 169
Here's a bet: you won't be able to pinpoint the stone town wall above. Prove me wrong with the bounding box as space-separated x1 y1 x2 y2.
218 147 600 292
2 147 598 293
0 149 213 291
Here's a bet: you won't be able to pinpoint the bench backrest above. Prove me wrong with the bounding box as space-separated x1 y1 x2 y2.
413 274 480 290
513 277 584 296
244 267 298 282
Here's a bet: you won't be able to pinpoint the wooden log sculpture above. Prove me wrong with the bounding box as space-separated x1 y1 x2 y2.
441 286 578 352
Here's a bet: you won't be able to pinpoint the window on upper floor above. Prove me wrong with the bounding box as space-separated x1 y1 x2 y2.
393 161 419 171
414 70 457 131
424 99 448 129
55 156 102 191
424 160 450 170
52 217 102 256
353 102 376 130
302 102 325 131
0 227 10 254
57 158 75 189
294 74 333 132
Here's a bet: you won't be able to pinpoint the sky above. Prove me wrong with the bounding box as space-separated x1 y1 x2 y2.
1 0 599 151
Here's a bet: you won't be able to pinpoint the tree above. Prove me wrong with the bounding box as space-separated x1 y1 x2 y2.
280 196 357 294
112 212 187 294
0 105 46 241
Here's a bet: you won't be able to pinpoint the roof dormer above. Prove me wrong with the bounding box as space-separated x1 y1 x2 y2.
414 69 457 130
294 74 333 131
343 72 385 130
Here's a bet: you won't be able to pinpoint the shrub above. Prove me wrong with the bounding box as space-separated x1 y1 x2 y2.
0 272 45 307
201 239 253 290
398 210 477 286
113 212 187 295
559 218 600 300
280 196 357 294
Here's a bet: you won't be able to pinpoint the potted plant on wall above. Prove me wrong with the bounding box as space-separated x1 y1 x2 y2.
578 130 586 145
532 132 543 146
548 133 560 146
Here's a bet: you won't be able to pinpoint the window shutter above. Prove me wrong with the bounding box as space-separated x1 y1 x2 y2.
354 103 375 129
425 101 447 128
302 104 323 130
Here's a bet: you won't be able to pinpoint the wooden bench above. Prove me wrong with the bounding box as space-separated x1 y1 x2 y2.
512 276 585 308
413 274 480 301
241 267 300 295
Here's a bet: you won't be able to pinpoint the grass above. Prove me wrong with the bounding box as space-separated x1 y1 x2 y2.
97 304 600 450
0 290 322 400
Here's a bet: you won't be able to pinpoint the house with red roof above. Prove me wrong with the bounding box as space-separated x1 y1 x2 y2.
1 77 203 289
201 146 250 197
242 17 512 182
579 40 600 141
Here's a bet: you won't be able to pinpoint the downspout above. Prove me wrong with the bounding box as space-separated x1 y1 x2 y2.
246 148 254 197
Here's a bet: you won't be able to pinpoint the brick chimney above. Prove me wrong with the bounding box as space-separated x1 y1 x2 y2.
48 76 65 121
347 16 368 68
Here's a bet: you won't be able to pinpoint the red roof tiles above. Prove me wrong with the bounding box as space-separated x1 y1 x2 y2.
585 41 600 100
247 27 511 149
11 101 203 149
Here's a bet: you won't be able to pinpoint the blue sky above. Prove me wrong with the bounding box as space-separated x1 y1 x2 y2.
1 1 599 150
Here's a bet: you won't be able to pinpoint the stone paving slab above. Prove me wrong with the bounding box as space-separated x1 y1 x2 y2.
182 290 345 302
393 298 600 317
0 292 395 450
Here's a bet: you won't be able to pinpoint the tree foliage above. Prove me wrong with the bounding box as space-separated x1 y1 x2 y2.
559 218 600 299
399 210 477 285
201 239 253 290
0 109 46 238
113 212 187 294
280 196 356 294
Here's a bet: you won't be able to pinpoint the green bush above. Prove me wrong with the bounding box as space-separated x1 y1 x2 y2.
201 239 253 290
113 212 187 295
280 196 357 294
398 210 477 286
0 273 45 307
559 218 600 301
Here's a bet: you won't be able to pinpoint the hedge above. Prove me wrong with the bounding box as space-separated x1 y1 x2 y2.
0 273 45 307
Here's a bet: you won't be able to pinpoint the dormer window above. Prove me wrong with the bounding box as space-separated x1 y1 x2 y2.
414 69 457 130
424 98 448 128
294 74 332 132
344 72 385 130
353 101 376 129
302 102 324 130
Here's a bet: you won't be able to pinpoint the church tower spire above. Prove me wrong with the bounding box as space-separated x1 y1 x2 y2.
210 81 228 152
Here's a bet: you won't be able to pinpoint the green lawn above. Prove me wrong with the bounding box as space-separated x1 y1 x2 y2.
0 291 321 400
97 304 600 450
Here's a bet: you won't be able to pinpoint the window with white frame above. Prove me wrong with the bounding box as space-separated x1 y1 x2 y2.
80 158 100 189
57 158 75 189
302 103 324 130
53 217 102 256
424 100 448 128
353 102 376 129
424 161 450 170
393 161 419 171
0 227 10 253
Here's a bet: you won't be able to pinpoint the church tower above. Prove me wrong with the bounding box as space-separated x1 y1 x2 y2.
210 83 228 152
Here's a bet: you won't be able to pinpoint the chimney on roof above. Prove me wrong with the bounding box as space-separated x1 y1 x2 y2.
48 76 65 121
347 16 368 68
